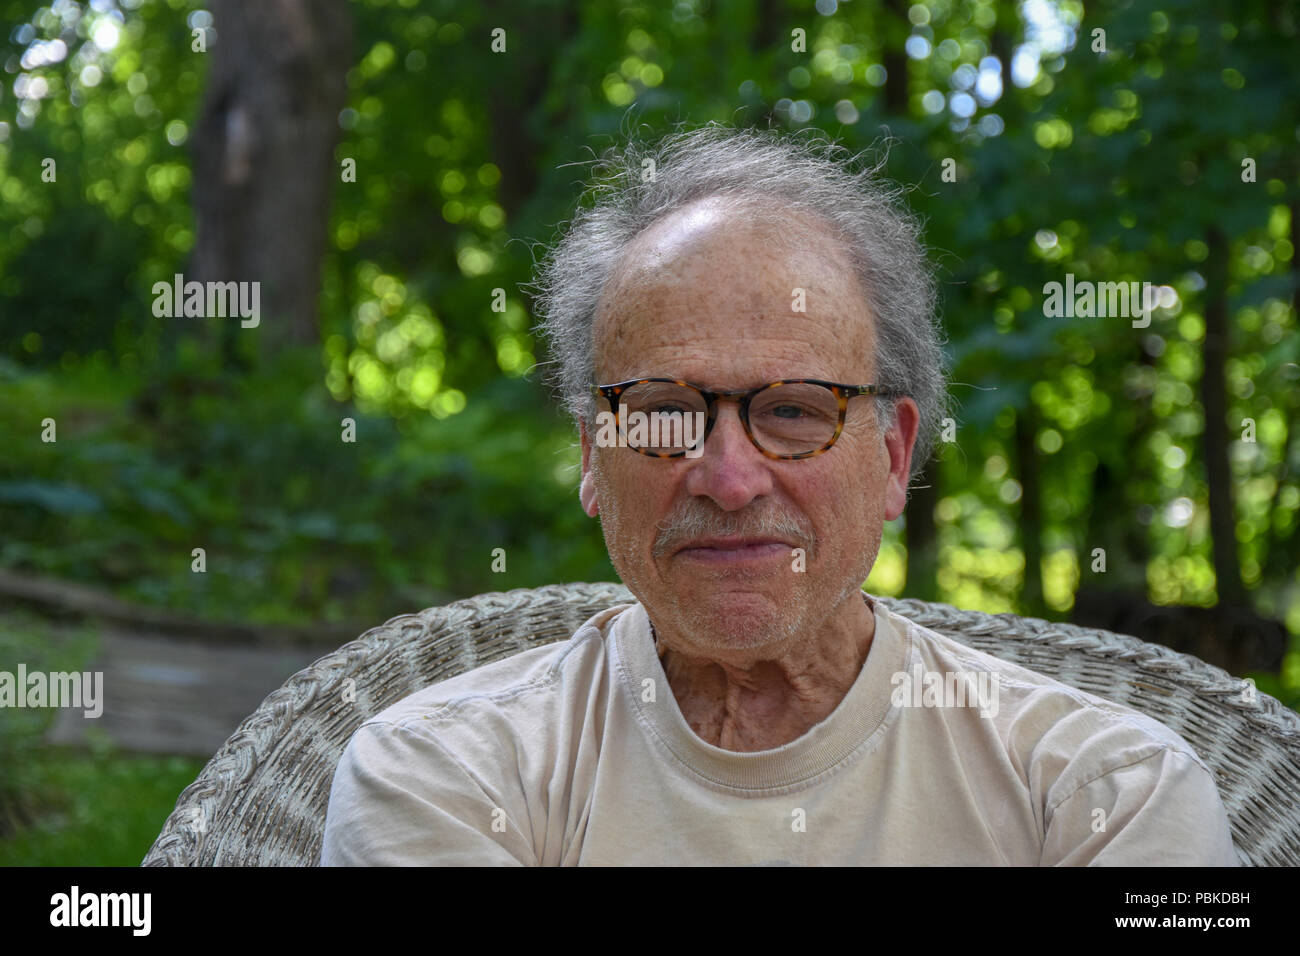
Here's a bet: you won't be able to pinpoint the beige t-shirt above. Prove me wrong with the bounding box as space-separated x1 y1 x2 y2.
321 599 1240 866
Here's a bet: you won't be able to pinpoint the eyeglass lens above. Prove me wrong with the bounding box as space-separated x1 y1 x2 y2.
616 381 840 455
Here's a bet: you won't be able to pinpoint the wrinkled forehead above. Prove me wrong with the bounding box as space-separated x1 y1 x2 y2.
592 195 876 381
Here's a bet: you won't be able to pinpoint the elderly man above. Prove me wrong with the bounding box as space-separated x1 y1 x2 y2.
321 124 1238 866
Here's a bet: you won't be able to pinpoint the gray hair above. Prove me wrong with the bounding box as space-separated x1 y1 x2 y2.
527 122 948 477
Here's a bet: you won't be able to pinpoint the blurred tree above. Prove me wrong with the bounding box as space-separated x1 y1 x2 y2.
191 0 352 349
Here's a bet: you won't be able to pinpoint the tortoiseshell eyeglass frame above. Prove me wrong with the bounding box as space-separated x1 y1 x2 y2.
589 377 904 461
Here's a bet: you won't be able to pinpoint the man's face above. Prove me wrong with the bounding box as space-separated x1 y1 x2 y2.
579 195 918 653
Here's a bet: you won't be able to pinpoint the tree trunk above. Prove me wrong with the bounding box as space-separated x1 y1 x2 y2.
1202 225 1245 608
883 0 909 115
481 1 577 223
1014 405 1045 616
190 0 353 350
904 456 939 601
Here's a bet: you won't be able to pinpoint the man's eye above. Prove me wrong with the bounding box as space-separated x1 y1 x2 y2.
769 404 810 419
647 404 689 416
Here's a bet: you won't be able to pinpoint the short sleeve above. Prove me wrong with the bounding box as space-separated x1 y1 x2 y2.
321 720 537 866
1040 747 1240 866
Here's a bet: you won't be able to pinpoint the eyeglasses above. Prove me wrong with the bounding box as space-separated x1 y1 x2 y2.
590 377 903 460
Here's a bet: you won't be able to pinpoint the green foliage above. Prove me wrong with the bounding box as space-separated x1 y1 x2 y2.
0 747 203 865
0 0 1296 666
0 346 612 623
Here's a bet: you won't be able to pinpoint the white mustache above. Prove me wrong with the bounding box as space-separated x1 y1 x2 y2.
652 503 815 558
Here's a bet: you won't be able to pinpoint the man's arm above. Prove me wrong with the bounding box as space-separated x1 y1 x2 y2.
1040 746 1240 866
321 720 537 866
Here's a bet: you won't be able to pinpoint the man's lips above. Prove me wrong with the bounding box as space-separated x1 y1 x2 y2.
673 537 795 563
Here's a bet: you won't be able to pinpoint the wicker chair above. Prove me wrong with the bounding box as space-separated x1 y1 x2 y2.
142 582 1300 866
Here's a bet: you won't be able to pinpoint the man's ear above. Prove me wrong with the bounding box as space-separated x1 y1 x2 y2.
883 398 920 522
579 420 599 517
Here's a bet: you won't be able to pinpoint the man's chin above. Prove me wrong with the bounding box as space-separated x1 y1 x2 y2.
661 583 802 651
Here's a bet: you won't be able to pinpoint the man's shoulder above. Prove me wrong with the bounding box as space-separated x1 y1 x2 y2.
359 601 632 733
879 602 1211 771
322 603 635 866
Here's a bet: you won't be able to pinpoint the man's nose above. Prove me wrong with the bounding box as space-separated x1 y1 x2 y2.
682 402 774 510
